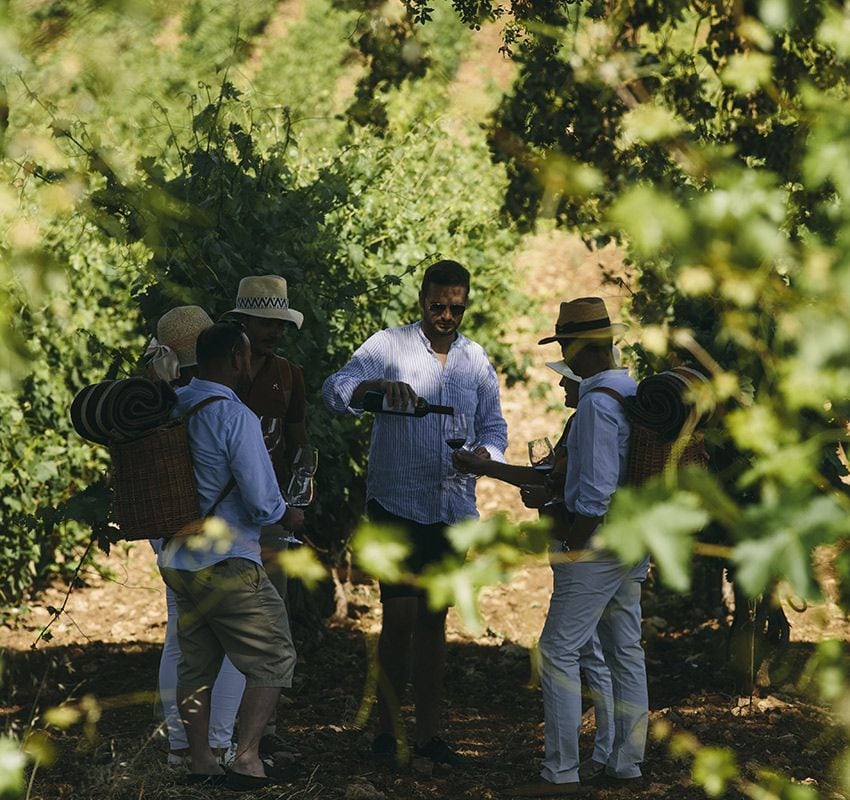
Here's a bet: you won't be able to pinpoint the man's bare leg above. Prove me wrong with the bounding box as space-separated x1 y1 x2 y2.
178 686 222 775
412 601 448 744
230 686 282 777
376 597 417 738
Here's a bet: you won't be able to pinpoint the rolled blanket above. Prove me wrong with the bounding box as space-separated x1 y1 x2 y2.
71 378 177 444
628 367 713 441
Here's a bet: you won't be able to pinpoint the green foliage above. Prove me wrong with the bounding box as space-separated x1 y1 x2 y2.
402 0 569 37
344 11 431 129
436 0 850 617
692 746 739 797
352 514 550 630
0 735 26 799
1 0 521 599
423 514 550 628
807 639 847 704
351 521 412 583
415 0 850 793
747 772 822 800
0 244 140 602
600 478 710 592
276 547 328 591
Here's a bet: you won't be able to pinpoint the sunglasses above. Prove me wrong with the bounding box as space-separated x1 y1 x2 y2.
428 303 467 317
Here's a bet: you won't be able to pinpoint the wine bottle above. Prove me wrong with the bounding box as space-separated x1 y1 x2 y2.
361 390 454 417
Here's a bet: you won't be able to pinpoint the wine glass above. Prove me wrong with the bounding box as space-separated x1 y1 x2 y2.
285 446 318 508
445 413 469 479
259 416 281 453
528 437 555 475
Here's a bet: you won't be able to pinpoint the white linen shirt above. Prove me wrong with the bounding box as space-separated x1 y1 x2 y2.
564 368 637 518
156 378 286 572
322 321 507 525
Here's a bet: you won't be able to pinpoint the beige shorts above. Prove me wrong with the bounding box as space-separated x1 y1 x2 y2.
160 558 296 689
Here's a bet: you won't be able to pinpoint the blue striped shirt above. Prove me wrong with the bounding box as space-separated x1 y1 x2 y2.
322 322 507 525
156 378 287 571
564 369 637 517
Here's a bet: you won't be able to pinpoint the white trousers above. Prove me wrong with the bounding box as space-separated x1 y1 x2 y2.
159 586 246 750
539 554 649 784
578 633 614 765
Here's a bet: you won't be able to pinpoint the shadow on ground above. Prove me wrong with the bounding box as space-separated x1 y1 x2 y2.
2 614 845 800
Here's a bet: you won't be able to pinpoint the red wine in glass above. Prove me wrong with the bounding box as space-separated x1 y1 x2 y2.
445 412 470 479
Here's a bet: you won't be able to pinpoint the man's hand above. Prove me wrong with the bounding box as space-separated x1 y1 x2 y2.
519 484 551 509
281 506 305 531
380 379 418 410
453 448 491 475
566 513 603 551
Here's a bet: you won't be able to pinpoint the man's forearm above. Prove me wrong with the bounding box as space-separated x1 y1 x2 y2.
483 461 545 487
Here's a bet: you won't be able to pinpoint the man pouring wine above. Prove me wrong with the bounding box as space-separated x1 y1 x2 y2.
322 259 507 768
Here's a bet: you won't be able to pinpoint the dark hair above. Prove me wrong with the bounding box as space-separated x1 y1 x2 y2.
421 259 470 295
196 321 248 368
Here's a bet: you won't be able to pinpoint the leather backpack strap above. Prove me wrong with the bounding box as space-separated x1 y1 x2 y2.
184 394 230 418
586 386 628 408
206 476 236 517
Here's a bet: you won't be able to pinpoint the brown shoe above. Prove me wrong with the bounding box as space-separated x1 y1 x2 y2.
510 779 583 797
577 759 606 783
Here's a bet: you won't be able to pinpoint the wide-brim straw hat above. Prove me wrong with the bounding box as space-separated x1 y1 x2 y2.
156 305 214 368
538 297 628 344
226 275 304 329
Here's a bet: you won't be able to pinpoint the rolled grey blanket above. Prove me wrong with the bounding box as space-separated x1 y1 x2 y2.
70 378 177 444
627 367 713 441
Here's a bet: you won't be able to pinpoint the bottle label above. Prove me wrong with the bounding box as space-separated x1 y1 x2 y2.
382 396 417 415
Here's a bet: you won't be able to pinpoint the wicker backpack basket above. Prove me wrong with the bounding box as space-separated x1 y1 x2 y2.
623 422 708 486
589 386 709 486
108 396 231 541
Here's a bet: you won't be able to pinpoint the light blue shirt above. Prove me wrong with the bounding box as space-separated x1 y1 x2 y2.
156 378 286 571
564 369 636 518
322 322 508 525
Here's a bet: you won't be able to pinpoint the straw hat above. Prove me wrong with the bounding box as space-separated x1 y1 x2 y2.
538 297 628 344
226 275 303 329
156 306 214 368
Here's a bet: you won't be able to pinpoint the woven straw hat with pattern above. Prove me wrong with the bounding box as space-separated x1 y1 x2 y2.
226 275 304 329
156 306 214 368
538 297 628 344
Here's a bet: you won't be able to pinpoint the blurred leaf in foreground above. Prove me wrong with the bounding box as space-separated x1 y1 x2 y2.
351 521 411 584
600 483 709 592
0 736 25 798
